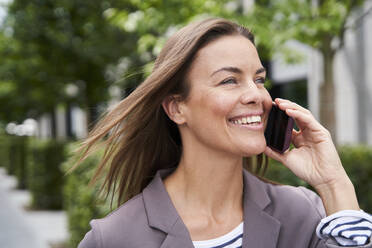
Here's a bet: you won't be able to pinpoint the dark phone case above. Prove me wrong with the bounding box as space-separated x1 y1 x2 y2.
264 104 294 153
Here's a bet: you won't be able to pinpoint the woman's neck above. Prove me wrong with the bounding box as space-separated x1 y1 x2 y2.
164 149 244 225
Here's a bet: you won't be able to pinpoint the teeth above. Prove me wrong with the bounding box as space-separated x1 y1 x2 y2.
249 116 261 123
230 115 261 125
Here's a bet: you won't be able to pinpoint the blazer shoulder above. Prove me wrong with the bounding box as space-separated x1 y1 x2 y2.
265 182 326 220
78 193 164 248
100 193 145 224
260 182 327 247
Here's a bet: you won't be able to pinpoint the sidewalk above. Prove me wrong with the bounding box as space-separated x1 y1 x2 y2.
0 167 68 248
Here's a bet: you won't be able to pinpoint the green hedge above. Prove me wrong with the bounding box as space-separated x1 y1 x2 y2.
338 146 372 213
265 145 372 213
63 143 111 247
28 139 67 209
0 135 29 189
0 134 12 170
12 136 29 189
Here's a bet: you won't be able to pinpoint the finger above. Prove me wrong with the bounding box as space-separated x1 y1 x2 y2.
275 98 311 115
285 108 323 132
273 99 311 131
291 129 305 148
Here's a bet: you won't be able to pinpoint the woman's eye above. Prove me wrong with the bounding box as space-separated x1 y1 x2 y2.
220 78 237 85
255 77 266 84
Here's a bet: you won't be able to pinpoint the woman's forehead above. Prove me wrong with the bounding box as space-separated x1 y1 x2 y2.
191 35 262 75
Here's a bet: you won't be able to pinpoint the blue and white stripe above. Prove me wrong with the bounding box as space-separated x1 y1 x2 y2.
193 222 243 248
316 210 372 246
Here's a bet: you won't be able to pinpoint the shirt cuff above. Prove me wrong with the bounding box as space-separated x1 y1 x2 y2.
316 210 372 246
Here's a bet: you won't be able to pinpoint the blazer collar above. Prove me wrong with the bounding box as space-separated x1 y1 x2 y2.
242 170 281 247
142 168 194 248
142 168 281 248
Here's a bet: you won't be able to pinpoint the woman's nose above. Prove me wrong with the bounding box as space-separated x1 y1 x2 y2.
239 81 263 105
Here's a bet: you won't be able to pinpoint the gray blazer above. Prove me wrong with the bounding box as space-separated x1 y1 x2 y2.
78 168 372 248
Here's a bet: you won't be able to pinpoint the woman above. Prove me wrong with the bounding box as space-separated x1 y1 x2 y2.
77 18 372 247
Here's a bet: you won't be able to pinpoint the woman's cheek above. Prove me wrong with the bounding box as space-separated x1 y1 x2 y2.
211 97 234 115
207 93 236 115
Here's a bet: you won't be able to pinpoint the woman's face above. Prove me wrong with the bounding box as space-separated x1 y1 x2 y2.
179 34 272 157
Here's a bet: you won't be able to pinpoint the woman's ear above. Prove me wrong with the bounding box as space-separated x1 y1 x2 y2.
161 95 186 125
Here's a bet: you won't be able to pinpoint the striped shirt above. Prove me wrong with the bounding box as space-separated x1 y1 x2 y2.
193 210 372 248
193 222 243 248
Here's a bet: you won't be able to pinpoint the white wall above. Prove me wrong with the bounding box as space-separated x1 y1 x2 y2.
37 114 52 139
56 105 66 140
364 0 372 144
334 45 358 145
71 107 87 139
271 40 311 84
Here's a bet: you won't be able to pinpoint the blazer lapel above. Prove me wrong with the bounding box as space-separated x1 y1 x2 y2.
160 235 194 248
142 169 194 248
242 171 281 248
143 169 281 248
159 218 195 248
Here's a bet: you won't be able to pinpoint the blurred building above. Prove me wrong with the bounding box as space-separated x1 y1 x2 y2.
35 85 122 141
36 106 87 140
267 0 372 145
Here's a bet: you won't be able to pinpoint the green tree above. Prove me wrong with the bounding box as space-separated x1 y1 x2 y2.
104 0 235 91
0 32 38 123
1 0 136 131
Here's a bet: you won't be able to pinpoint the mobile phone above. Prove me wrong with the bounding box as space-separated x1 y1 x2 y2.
264 103 294 154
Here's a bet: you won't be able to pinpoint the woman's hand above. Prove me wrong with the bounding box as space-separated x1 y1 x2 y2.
264 98 359 215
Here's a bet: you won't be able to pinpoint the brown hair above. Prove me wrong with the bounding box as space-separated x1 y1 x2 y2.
74 17 268 207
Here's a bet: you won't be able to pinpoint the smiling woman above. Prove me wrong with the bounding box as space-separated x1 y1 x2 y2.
75 18 372 248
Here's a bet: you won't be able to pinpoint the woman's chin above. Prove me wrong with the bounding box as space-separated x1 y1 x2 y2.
239 141 267 157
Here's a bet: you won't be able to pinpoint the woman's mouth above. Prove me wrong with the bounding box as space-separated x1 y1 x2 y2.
228 115 264 130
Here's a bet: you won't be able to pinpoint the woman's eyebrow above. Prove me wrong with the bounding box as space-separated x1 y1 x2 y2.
210 66 242 77
210 66 266 77
256 67 266 75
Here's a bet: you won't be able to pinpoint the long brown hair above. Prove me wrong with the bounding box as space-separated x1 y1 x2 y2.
74 17 269 207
